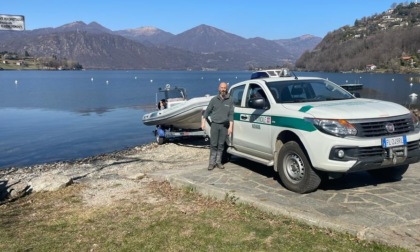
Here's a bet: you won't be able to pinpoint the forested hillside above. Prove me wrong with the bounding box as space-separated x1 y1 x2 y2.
0 21 320 70
296 2 420 73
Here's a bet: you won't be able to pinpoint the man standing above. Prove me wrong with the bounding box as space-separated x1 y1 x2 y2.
201 82 234 170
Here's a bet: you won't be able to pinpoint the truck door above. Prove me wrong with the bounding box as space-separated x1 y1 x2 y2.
230 83 273 160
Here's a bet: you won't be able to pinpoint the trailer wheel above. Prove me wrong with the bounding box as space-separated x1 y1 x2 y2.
156 135 165 145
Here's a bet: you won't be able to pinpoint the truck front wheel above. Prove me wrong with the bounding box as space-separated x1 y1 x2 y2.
277 141 321 193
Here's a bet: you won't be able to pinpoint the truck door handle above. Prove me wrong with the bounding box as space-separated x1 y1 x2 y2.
241 115 248 120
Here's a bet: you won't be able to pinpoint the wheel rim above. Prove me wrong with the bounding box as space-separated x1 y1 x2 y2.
283 152 305 184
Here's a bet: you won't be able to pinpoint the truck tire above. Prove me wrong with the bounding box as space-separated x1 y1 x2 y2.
367 164 409 180
277 141 321 193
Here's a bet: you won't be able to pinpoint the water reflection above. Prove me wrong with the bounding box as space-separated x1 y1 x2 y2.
77 107 113 116
1 70 419 169
358 87 380 99
406 76 420 84
408 93 418 109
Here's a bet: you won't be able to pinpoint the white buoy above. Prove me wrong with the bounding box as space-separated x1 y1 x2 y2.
410 83 413 87
14 80 18 85
91 77 94 82
135 76 137 79
409 93 418 105
392 78 395 81
106 80 109 85
150 79 153 83
218 78 221 81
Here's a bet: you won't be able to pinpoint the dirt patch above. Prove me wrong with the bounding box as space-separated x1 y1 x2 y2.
0 139 209 206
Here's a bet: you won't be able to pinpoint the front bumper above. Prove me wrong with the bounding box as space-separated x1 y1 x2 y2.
328 140 420 172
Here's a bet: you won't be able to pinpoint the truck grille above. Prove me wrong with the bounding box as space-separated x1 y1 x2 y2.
351 115 413 137
355 140 419 158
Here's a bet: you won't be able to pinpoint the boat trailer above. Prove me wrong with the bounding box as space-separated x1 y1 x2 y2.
154 126 209 145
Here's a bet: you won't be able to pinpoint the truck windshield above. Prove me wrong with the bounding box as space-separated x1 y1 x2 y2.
267 79 354 103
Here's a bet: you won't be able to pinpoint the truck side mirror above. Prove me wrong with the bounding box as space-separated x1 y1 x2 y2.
248 97 268 110
352 92 361 98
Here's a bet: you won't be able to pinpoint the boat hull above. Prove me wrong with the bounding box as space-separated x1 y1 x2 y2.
142 96 213 130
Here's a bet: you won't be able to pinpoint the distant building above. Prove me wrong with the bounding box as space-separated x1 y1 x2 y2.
366 64 377 71
401 56 414 67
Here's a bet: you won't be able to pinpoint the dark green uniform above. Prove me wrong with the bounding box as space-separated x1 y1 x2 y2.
203 94 234 166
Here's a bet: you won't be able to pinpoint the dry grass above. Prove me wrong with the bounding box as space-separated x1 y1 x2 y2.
0 180 407 252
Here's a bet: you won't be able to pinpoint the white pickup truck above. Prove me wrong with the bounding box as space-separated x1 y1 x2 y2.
206 71 420 193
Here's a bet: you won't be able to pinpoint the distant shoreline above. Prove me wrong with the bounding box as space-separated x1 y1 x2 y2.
2 67 420 74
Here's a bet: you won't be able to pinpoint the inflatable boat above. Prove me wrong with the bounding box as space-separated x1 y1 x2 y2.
142 84 213 130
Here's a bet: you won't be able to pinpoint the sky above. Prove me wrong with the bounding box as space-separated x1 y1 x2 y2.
1 0 410 39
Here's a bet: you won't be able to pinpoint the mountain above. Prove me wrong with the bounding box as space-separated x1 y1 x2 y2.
114 26 174 44
27 21 113 35
159 24 300 68
0 31 202 70
54 21 113 34
0 22 321 70
165 24 245 53
296 2 420 72
274 35 322 59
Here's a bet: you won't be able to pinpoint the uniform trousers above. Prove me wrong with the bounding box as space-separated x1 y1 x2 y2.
209 122 227 165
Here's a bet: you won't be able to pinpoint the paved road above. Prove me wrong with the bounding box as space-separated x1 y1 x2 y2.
151 157 420 251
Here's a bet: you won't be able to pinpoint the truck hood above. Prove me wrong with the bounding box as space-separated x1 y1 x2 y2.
282 98 410 119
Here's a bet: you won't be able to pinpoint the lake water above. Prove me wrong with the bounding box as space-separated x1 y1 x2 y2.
1 70 419 169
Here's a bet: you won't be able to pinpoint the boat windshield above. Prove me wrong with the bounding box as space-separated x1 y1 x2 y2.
159 87 187 100
267 79 354 103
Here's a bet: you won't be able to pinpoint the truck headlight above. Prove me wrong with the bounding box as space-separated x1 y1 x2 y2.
306 118 357 137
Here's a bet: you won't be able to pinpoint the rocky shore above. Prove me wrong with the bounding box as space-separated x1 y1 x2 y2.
2 109 419 204
0 139 209 205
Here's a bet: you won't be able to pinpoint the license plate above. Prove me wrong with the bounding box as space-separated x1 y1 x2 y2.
382 135 407 148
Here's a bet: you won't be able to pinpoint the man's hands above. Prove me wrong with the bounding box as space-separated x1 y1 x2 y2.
228 121 233 136
201 118 206 130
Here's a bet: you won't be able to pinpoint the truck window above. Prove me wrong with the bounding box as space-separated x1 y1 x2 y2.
246 84 270 109
230 85 246 107
267 80 353 103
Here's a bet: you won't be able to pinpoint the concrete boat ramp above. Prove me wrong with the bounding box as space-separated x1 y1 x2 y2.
150 158 420 251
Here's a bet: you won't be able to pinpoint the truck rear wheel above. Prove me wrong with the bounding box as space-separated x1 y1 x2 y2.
367 164 409 180
277 141 321 193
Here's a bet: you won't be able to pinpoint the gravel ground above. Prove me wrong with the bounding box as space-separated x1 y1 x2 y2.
0 139 210 206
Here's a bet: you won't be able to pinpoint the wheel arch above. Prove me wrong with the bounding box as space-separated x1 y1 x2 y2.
274 130 313 172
